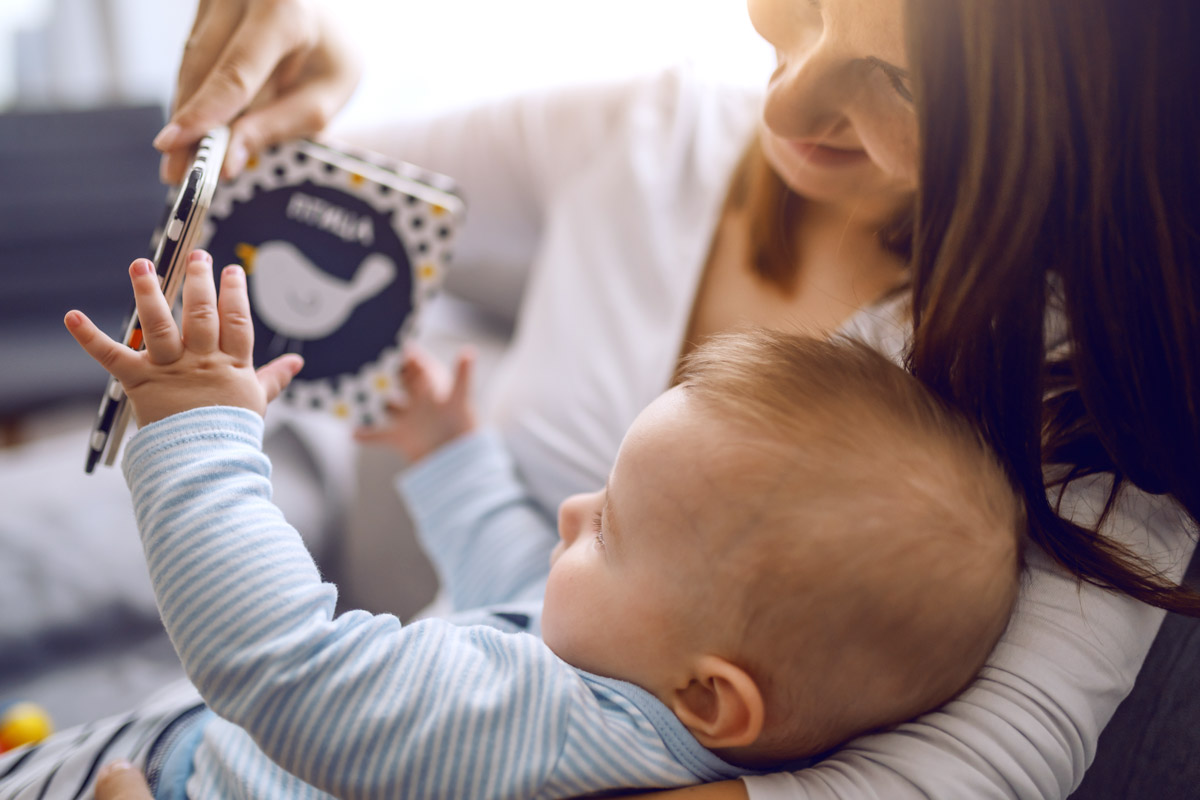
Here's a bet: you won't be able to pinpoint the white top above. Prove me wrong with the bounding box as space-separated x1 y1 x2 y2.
347 67 1198 798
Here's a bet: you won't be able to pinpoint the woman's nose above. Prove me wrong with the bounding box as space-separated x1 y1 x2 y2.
762 42 848 141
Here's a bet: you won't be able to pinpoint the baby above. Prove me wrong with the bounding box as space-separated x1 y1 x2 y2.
373 319 1025 766
9 251 1020 798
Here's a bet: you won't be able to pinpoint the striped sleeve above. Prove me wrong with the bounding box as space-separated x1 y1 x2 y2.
537 676 750 798
122 408 582 798
398 429 559 611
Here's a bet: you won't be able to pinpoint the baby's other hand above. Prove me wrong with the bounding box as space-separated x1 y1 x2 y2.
354 345 477 463
65 250 304 426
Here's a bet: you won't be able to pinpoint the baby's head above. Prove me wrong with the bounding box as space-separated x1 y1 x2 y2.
540 330 1022 767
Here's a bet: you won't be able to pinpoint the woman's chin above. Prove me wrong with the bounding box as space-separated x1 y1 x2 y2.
761 133 906 219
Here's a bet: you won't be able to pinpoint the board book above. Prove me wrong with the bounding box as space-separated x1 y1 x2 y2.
195 139 464 427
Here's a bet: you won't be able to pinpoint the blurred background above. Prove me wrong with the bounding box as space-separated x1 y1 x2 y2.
0 0 771 121
0 0 771 733
0 0 772 424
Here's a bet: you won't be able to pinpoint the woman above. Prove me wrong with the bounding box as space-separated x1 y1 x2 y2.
98 0 1199 797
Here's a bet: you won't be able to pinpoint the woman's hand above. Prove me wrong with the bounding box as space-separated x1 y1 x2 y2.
65 250 303 426
94 762 153 800
354 345 478 464
157 0 362 183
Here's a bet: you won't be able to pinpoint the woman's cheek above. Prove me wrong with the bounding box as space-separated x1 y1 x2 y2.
857 111 920 190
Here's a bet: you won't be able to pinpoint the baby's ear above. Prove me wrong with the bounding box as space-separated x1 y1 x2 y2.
669 655 765 750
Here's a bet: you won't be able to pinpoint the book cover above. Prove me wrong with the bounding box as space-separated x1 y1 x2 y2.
195 140 464 426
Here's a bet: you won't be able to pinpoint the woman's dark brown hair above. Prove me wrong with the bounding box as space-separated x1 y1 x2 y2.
905 0 1200 612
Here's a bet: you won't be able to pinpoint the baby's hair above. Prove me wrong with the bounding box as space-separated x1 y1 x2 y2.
675 330 1023 760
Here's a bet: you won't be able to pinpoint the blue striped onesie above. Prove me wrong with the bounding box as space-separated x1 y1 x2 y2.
102 407 755 798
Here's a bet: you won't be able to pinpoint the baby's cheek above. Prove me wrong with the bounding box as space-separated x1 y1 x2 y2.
540 567 593 666
539 609 579 669
540 570 570 651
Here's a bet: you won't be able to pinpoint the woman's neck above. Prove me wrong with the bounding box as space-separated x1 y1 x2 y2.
785 199 908 307
678 199 908 368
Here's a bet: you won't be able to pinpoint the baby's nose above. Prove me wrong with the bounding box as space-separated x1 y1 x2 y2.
556 492 591 545
556 501 577 544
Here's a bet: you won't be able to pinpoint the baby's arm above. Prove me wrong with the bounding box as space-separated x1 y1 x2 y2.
352 345 558 610
68 256 568 795
120 405 576 797
398 428 560 611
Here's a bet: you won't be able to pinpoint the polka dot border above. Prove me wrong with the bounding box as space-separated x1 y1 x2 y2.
197 140 464 426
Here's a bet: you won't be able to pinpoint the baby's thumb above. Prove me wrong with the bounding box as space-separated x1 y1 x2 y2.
258 354 304 404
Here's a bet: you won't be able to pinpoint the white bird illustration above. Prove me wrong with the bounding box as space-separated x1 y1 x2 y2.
237 241 397 341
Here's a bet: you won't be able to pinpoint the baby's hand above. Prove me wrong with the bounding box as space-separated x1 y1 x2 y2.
354 345 477 463
65 250 304 426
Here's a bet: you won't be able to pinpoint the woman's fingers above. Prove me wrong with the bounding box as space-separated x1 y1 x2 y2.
224 76 347 179
167 0 242 129
64 310 141 385
180 251 219 354
128 259 183 364
159 149 194 186
157 3 357 183
160 2 316 155
154 0 246 181
217 264 254 362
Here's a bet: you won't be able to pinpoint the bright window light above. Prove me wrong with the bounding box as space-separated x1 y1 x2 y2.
332 0 774 126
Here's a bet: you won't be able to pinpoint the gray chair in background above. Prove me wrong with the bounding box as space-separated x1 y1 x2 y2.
0 104 164 417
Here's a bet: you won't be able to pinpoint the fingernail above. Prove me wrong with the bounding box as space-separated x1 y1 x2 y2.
65 310 82 329
189 250 212 264
153 123 181 151
131 259 153 276
98 760 134 778
224 140 248 177
223 264 244 281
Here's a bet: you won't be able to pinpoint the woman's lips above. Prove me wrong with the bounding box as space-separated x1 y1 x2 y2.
788 140 870 168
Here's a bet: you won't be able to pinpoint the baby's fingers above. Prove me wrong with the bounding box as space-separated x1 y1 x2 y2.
128 258 182 364
448 348 476 410
353 423 396 445
398 345 444 400
65 310 143 385
217 264 254 362
181 251 219 353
